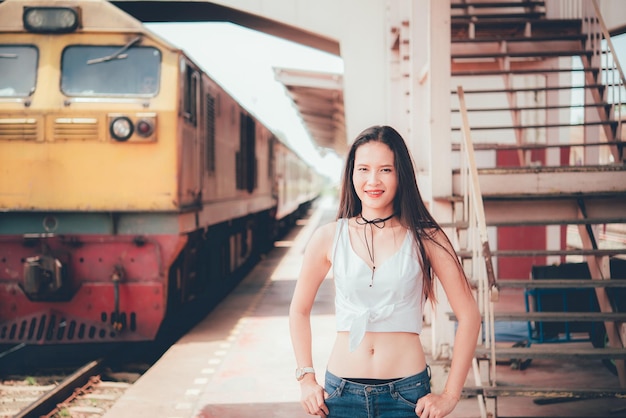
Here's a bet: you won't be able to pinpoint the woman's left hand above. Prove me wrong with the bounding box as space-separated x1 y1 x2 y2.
414 391 458 418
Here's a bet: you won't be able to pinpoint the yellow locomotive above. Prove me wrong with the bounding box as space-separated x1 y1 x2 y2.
0 0 320 344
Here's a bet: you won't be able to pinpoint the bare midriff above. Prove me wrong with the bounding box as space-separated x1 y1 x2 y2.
326 332 426 379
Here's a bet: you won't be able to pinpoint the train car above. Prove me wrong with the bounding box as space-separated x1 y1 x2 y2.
0 0 320 345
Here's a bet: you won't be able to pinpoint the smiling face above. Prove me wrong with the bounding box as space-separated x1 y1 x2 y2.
352 140 398 218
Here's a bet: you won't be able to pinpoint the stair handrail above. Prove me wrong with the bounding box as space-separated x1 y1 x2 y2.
457 85 499 393
591 0 626 89
457 85 499 301
590 0 625 142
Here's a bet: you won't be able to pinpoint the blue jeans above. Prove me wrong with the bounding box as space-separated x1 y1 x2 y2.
324 367 431 418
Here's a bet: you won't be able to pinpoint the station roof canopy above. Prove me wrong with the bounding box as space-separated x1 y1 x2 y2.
108 1 348 156
274 68 347 157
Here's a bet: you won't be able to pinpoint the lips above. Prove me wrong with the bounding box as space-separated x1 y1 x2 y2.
365 190 384 197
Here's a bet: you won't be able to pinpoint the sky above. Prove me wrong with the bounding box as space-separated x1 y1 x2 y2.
146 22 345 182
146 23 626 180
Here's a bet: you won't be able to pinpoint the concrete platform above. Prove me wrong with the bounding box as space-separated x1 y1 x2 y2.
103 197 626 418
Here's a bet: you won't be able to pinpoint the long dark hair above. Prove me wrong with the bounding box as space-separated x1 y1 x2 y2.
337 125 466 302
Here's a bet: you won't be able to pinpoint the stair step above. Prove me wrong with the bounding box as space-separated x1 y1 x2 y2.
438 194 626 226
451 120 615 132
451 38 587 57
451 83 605 94
443 216 626 228
452 33 586 44
498 279 626 289
462 385 626 400
452 60 595 74
451 19 582 39
475 346 626 360
452 13 545 21
458 248 626 258
451 165 626 198
451 1 546 10
452 48 591 60
474 165 624 175
452 66 599 76
451 102 609 113
449 311 626 322
450 139 613 151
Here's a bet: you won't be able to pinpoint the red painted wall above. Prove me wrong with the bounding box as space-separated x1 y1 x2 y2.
494 146 572 278
497 225 547 279
495 149 548 279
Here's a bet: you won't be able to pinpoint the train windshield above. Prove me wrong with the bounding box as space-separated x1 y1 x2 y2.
0 46 38 97
61 44 161 96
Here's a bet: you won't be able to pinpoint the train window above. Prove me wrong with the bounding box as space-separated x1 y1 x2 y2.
61 44 161 96
0 45 37 97
206 94 216 174
236 114 257 193
183 65 199 125
268 136 275 181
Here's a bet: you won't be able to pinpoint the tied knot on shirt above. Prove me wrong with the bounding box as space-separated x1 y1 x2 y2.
349 304 396 352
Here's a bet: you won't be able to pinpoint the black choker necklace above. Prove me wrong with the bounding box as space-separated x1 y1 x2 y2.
355 214 394 287
356 214 395 227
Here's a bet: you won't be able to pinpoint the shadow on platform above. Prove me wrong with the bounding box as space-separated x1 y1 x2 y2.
195 402 308 418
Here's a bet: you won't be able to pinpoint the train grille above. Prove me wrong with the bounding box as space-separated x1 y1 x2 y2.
54 117 99 141
0 117 37 141
0 311 138 343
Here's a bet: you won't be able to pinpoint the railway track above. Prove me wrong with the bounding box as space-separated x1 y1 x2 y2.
1 346 144 418
10 359 106 417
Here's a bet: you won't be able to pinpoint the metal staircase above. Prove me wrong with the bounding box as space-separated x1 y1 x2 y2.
445 1 626 416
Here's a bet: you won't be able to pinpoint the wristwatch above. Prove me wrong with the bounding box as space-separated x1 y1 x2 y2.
295 366 315 381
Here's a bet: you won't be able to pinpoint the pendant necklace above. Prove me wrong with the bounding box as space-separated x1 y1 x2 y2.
355 213 394 287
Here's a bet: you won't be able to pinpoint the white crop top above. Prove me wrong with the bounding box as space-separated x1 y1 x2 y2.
331 218 425 351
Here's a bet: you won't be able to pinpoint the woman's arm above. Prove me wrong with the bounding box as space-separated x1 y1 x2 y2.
289 222 335 417
415 229 482 418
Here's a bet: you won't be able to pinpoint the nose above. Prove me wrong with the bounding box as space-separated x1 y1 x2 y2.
366 171 380 185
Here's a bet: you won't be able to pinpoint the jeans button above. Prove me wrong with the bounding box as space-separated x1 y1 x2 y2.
365 387 372 393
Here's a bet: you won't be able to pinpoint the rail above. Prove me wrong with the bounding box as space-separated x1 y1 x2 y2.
594 0 625 132
584 0 625 162
580 1 626 387
457 85 498 418
13 359 106 418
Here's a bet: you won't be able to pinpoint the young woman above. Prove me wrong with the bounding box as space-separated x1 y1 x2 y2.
289 125 481 418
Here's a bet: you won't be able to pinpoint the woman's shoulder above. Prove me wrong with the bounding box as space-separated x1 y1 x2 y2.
304 220 339 259
315 220 340 239
312 216 358 240
311 219 348 245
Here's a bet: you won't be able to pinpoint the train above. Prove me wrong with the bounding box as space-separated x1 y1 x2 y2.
0 0 322 345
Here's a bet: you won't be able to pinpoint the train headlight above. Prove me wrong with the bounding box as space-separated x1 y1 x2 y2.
23 7 80 33
110 117 134 142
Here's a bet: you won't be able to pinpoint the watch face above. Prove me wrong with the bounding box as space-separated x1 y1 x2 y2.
295 367 313 380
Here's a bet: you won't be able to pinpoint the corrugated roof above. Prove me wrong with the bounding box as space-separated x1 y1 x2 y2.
274 67 347 156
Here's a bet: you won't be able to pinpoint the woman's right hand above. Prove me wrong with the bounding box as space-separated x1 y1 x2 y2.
300 378 329 417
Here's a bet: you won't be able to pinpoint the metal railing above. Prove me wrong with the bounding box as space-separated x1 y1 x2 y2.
591 0 625 141
580 0 625 162
457 85 499 418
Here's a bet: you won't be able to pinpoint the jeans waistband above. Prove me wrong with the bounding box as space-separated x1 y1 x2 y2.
325 365 430 395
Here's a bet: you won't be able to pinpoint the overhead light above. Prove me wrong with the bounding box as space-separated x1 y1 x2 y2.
23 7 80 33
